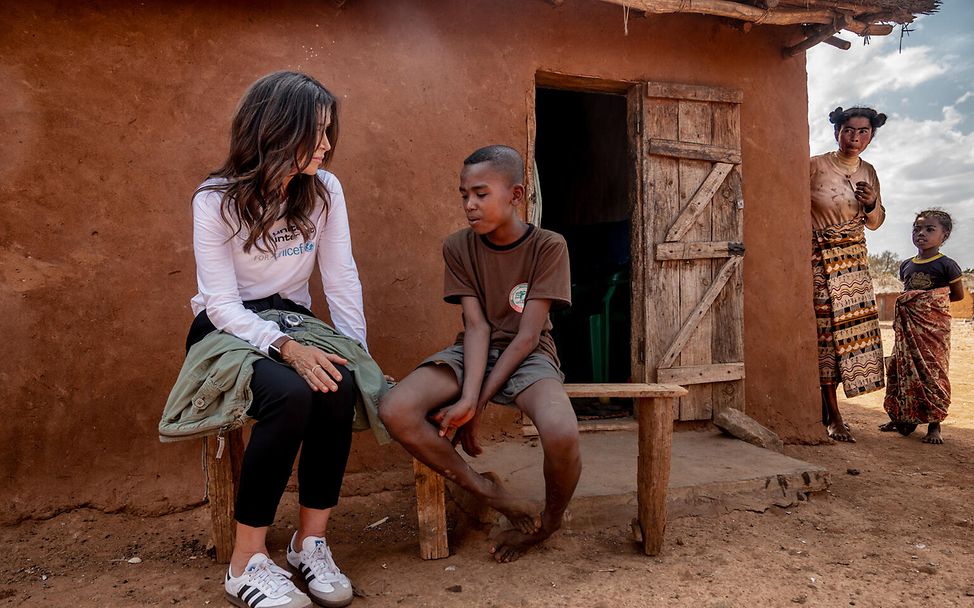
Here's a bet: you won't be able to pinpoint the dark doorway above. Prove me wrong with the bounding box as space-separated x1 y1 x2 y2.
534 87 632 419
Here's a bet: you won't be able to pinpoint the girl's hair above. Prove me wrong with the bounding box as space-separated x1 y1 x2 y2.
199 71 339 253
829 106 887 137
915 208 953 239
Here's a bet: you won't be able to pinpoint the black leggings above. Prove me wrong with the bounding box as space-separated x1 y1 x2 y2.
187 296 357 528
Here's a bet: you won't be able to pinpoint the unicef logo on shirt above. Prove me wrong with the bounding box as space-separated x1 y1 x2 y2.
509 282 528 313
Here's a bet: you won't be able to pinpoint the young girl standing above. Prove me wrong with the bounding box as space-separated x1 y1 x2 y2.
882 210 965 444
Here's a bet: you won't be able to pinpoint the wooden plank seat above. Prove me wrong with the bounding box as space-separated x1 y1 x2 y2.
413 382 687 559
204 382 687 563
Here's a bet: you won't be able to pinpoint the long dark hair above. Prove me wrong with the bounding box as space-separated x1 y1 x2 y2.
199 71 340 253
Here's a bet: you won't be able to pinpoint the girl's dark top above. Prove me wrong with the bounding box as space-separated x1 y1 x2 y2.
899 253 963 291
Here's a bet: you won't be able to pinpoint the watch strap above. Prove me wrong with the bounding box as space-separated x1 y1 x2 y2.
268 335 295 363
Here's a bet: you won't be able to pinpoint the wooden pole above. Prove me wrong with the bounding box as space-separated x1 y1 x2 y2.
636 397 673 556
206 428 245 564
824 35 852 50
784 26 843 56
413 458 449 559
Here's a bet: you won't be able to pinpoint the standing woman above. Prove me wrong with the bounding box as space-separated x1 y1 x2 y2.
810 106 888 443
190 72 361 608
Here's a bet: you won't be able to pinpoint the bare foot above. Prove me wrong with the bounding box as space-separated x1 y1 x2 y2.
489 527 552 563
481 472 541 534
922 422 943 445
827 422 856 443
879 421 898 432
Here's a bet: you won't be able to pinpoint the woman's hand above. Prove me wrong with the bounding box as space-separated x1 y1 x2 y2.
854 181 878 211
281 340 348 392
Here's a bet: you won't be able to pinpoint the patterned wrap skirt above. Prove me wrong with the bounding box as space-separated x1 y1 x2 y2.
812 217 885 397
883 288 952 424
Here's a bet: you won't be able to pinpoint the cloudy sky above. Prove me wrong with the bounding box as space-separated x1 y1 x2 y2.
807 0 974 269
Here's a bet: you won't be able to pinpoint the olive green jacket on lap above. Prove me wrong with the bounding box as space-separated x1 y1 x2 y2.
159 309 391 445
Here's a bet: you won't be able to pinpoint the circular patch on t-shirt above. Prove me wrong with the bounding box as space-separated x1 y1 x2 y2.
509 282 528 313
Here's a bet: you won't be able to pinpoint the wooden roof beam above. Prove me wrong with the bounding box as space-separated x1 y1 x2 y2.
845 20 895 36
599 0 837 26
599 0 900 37
823 35 852 50
785 24 847 56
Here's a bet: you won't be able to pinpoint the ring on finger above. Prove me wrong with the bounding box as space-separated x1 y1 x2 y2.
311 364 323 374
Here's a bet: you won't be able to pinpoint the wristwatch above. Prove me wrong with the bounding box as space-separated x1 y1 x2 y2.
268 335 295 363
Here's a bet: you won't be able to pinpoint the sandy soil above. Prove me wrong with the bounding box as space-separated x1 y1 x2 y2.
3 321 973 608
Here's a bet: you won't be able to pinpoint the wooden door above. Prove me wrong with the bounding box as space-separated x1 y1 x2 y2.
637 82 745 421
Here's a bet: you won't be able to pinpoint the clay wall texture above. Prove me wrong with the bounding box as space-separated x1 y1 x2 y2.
0 0 820 523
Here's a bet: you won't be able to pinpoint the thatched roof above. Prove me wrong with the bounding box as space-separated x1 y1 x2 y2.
592 0 941 55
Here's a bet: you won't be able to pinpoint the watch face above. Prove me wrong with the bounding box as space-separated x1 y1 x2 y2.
281 313 303 329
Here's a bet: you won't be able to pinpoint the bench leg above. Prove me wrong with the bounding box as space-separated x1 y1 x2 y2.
206 429 245 564
413 458 449 559
636 397 673 556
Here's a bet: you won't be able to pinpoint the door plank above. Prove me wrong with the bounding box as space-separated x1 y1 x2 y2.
655 241 745 261
710 103 746 416
643 98 681 415
648 139 741 164
646 81 743 104
664 162 734 243
659 256 742 370
657 363 745 385
628 86 646 383
676 100 714 421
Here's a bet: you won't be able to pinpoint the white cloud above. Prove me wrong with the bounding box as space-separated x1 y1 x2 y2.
807 29 974 268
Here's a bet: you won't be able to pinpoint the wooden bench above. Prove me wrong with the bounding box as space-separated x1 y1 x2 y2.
413 382 687 559
204 382 686 563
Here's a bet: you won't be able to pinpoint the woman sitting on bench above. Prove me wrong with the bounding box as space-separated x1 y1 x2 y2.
185 71 366 608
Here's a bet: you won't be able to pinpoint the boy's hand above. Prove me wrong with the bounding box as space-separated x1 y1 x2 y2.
430 399 477 438
454 414 484 457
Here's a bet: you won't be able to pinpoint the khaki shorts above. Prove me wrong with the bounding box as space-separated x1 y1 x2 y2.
419 345 564 405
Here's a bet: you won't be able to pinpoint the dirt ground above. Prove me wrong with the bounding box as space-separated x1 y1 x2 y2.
3 321 973 608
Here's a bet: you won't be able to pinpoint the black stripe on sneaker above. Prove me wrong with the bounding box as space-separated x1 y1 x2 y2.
237 585 251 600
243 587 262 604
250 592 267 607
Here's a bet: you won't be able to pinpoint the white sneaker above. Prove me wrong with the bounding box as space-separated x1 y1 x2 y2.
286 532 354 607
224 553 312 608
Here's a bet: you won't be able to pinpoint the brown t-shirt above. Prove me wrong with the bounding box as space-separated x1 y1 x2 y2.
442 225 571 364
810 152 885 231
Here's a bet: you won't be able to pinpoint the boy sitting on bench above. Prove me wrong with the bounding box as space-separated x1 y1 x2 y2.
380 145 581 562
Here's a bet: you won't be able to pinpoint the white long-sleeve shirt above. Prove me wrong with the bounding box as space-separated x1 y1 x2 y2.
190 170 367 352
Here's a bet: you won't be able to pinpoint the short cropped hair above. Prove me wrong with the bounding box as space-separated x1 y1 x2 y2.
915 208 954 239
829 106 887 137
463 145 524 185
